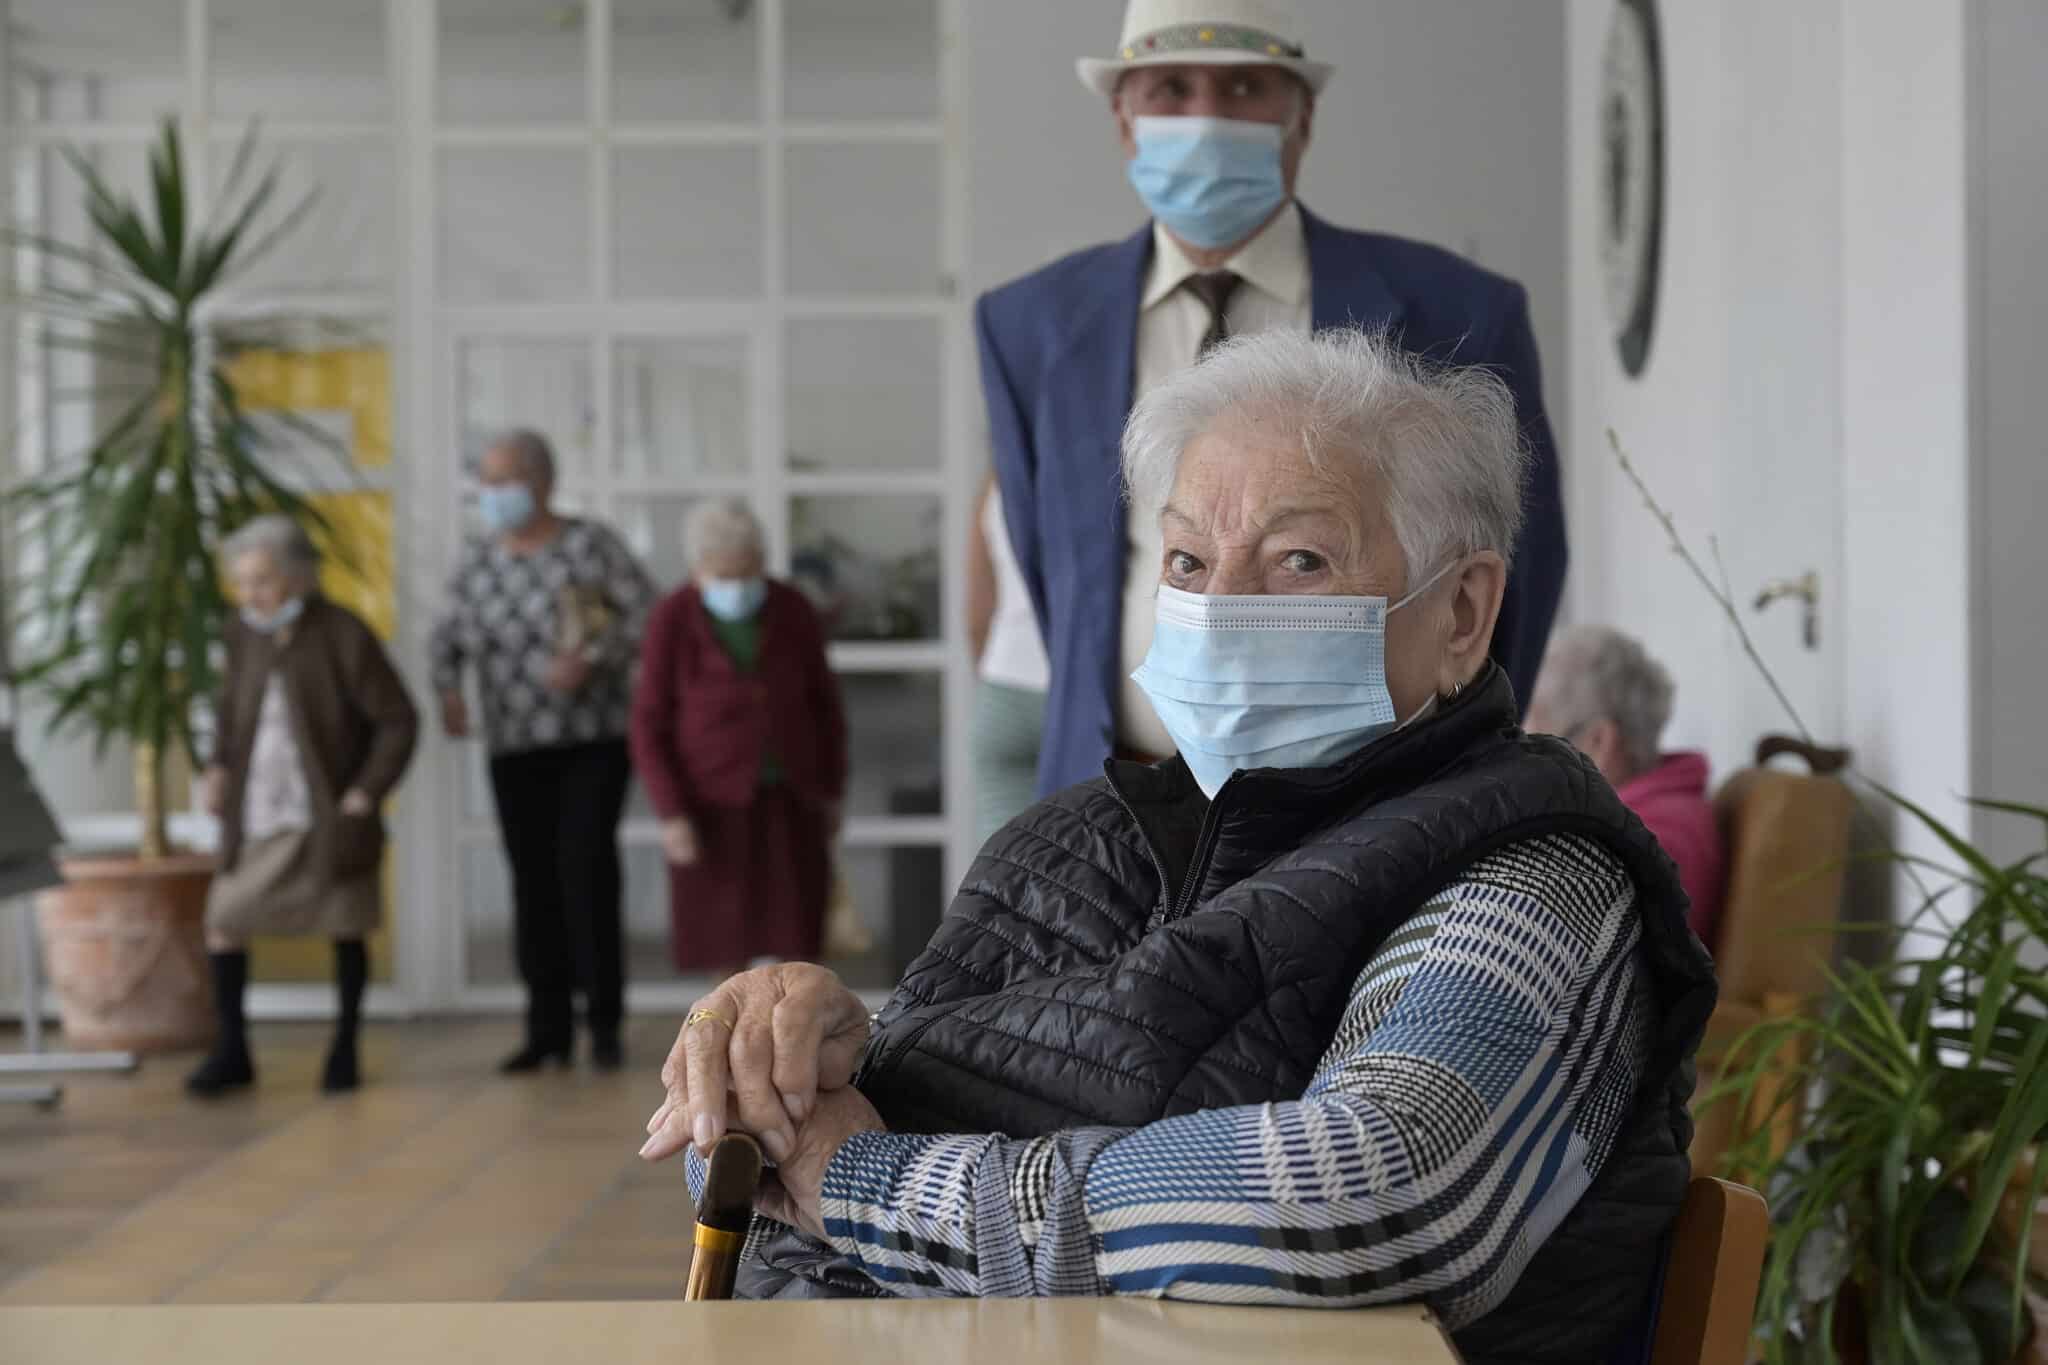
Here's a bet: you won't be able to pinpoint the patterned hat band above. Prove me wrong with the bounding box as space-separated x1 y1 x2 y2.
1121 23 1307 63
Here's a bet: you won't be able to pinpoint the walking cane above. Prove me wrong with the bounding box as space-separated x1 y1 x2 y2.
684 1133 763 1301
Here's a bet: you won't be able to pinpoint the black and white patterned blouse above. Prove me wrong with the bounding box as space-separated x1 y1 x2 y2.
428 518 657 756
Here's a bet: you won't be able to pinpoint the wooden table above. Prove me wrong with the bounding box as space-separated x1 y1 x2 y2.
1 1299 1462 1363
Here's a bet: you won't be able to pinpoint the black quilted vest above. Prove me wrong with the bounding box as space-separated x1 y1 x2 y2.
747 667 1717 1363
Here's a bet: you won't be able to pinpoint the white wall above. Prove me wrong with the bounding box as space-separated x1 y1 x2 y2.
1566 0 2047 923
1565 0 1850 777
960 1 1568 424
1839 1 1977 892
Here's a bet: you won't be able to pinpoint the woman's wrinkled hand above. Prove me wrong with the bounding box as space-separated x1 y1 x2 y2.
753 1085 886 1240
639 963 871 1167
659 817 699 867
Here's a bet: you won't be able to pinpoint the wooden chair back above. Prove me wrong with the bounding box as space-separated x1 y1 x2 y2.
1650 1177 1770 1365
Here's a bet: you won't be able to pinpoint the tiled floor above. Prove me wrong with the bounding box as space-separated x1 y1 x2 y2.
0 1017 699 1304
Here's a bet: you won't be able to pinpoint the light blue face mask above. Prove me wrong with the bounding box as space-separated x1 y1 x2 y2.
477 483 537 535
700 576 768 623
240 595 305 636
1130 565 1458 798
1127 115 1289 251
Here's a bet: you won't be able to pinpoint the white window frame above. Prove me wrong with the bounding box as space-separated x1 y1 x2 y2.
5 0 974 1017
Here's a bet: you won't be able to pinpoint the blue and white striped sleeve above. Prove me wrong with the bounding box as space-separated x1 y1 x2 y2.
818 834 1656 1324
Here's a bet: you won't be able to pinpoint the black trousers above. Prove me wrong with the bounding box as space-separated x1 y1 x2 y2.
487 738 632 1048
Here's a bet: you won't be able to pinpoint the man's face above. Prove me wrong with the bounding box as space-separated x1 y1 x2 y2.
1114 63 1314 194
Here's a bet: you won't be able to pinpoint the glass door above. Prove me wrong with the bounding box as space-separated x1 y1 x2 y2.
425 0 965 1005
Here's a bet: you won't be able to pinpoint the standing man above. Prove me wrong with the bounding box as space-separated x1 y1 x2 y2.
980 0 1568 795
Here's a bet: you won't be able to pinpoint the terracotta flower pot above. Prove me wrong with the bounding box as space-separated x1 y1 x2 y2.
35 853 217 1052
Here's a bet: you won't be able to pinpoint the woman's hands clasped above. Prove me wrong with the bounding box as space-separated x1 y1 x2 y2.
639 963 883 1236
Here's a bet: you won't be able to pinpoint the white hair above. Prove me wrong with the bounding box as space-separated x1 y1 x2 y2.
491 427 556 486
684 498 765 567
1120 326 1530 585
221 515 319 583
1537 625 1675 773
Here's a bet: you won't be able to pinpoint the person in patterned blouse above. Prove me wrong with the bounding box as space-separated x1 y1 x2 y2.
430 428 657 1074
635 330 1711 1362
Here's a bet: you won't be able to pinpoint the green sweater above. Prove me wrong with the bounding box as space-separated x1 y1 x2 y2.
709 613 781 784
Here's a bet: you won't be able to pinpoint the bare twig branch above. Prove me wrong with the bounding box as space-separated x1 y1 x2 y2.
1607 428 1814 744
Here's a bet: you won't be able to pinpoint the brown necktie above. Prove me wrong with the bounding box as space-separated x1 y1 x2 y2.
1185 270 1243 361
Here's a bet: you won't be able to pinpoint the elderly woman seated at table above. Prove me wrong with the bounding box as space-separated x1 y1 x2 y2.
641 329 1715 1365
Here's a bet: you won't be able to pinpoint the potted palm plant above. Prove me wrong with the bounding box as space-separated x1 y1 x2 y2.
3 119 333 1051
1610 434 2048 1364
1711 794 2048 1363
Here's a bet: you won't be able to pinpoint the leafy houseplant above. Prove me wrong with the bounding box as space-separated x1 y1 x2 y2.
1712 793 2048 1363
3 119 336 1049
1612 434 2048 1364
5 118 328 858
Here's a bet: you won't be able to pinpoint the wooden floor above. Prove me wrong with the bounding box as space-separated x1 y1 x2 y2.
0 1017 700 1304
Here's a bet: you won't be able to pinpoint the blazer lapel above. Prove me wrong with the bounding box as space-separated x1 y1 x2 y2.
1302 205 1403 333
1040 223 1151 566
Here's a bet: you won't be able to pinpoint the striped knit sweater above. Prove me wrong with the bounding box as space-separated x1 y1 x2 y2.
700 833 1652 1325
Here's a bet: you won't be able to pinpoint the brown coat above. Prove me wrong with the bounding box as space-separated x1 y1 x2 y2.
212 596 418 878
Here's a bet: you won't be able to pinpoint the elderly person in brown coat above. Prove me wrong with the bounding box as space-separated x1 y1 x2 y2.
187 516 418 1098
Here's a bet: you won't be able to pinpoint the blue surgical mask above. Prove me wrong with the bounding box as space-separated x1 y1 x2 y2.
1127 115 1289 251
700 576 768 623
1130 564 1458 798
477 484 537 535
240 596 305 636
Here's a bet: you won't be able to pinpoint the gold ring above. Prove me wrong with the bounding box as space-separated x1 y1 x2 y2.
686 1007 734 1033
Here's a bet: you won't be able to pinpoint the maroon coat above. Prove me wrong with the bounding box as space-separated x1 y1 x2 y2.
629 581 848 969
1617 751 1728 947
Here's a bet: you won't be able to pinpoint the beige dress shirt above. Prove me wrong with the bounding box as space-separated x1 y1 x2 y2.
1116 202 1313 757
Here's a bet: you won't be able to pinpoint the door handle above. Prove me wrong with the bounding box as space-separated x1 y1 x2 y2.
1753 570 1820 650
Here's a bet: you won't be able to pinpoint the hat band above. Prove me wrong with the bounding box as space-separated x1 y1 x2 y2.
1119 23 1306 63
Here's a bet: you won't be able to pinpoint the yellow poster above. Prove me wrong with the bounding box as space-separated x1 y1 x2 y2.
225 346 399 985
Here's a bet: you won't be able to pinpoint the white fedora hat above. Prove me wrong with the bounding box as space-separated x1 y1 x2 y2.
1076 0 1334 98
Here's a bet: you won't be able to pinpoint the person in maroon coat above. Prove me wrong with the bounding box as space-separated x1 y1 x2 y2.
630 500 848 974
1526 624 1729 948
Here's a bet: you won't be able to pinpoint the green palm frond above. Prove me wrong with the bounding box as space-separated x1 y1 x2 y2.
2 117 344 856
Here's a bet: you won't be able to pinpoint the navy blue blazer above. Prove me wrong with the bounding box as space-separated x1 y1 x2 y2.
976 205 1567 797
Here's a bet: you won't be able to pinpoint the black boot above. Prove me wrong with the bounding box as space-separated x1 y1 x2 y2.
502 990 572 1074
499 1040 572 1073
187 950 254 1098
323 939 366 1093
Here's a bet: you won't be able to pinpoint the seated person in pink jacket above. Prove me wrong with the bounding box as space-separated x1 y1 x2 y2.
1526 625 1727 947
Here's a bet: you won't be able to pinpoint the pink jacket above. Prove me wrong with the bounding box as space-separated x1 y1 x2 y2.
1618 751 1727 948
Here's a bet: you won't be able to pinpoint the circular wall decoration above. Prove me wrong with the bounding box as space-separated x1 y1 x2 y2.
1598 0 1664 378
